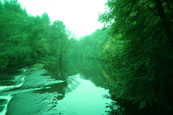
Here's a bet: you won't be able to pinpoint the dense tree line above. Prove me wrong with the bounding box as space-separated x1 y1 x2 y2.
99 0 173 114
64 29 109 61
0 0 67 71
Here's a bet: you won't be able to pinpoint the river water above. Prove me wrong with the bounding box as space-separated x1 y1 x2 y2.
0 68 113 115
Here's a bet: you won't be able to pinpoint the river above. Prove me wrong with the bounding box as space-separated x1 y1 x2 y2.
0 67 114 115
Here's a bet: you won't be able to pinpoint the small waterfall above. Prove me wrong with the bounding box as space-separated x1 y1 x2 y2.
0 68 27 115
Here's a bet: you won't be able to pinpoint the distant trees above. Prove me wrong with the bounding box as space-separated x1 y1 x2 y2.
64 29 109 61
0 1 67 71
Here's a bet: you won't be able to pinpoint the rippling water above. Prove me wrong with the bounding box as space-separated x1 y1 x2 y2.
0 68 27 115
0 68 113 115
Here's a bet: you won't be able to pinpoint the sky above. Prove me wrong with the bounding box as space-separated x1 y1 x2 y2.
18 0 107 38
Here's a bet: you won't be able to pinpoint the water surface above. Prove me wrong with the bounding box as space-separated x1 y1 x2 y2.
0 68 113 115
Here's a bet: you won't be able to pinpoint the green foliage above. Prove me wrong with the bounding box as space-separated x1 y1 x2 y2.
64 29 109 61
99 0 173 111
0 0 68 71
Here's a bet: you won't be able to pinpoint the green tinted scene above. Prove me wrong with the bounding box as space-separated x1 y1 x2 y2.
0 0 173 115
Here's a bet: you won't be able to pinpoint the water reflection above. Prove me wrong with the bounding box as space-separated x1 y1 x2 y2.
63 58 119 115
63 58 115 90
56 74 112 115
0 64 114 115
